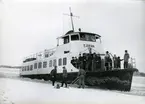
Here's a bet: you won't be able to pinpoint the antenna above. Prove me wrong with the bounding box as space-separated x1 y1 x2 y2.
63 7 79 32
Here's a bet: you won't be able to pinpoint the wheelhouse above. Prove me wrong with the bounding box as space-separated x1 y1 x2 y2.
57 31 101 45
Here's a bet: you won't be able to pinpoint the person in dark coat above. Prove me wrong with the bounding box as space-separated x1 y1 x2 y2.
78 68 86 88
85 54 89 71
74 57 79 68
61 66 68 87
92 53 97 71
109 57 112 70
113 54 118 68
87 53 93 71
71 57 75 67
124 50 130 69
82 53 87 70
117 56 123 68
96 54 101 70
105 51 110 71
78 53 83 69
50 66 57 86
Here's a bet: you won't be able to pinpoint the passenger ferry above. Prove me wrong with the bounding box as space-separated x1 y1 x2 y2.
20 8 137 91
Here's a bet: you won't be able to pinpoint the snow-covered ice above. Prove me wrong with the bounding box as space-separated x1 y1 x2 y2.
0 70 145 104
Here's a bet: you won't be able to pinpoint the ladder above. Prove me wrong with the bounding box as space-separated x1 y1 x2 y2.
68 77 79 87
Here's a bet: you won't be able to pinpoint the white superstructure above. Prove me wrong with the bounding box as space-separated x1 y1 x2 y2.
20 31 105 76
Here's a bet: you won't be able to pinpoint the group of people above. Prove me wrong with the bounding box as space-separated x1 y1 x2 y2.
50 66 68 88
105 50 130 70
50 50 130 89
71 50 130 71
50 66 86 89
71 53 102 71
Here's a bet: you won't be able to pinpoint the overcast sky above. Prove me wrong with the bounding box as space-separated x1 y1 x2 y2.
0 0 145 72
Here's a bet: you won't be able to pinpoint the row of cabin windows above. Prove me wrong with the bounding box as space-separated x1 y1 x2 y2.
22 65 33 71
22 58 67 71
64 33 97 44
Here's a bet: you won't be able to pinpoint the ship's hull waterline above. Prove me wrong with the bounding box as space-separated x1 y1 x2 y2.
20 68 137 91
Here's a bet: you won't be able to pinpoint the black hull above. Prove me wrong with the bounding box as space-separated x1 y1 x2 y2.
21 68 137 91
85 68 138 91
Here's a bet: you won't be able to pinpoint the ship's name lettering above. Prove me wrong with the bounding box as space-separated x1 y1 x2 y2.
83 44 94 48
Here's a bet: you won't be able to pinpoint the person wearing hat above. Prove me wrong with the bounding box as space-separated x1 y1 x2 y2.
78 67 86 88
124 50 130 69
50 66 57 86
61 66 68 87
117 56 123 69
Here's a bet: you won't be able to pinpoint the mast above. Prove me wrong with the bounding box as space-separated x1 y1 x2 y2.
69 7 74 32
63 7 79 32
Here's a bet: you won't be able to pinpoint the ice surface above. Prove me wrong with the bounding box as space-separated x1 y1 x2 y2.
0 69 145 104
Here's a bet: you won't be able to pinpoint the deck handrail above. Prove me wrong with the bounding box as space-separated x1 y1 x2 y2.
23 47 57 61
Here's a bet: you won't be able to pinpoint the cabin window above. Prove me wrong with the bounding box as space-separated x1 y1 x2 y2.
53 59 57 66
49 60 52 67
63 58 67 65
71 35 79 41
58 58 62 66
38 62 42 68
80 33 96 42
27 66 29 71
86 34 96 42
24 66 26 71
34 63 37 69
80 33 86 41
30 65 33 71
64 36 69 44
24 67 26 71
22 67 24 71
45 54 49 58
43 61 47 68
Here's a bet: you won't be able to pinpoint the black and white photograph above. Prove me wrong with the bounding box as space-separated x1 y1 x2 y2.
0 0 145 104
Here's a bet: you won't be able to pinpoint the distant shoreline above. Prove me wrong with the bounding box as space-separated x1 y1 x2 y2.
134 72 145 77
0 65 21 69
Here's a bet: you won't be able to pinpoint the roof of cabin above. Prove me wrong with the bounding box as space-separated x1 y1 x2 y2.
57 30 101 39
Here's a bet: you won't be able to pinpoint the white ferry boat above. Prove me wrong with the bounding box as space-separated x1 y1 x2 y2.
20 8 137 91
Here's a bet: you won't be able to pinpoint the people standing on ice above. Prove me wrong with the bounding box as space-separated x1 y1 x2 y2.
117 56 123 68
78 68 86 88
105 51 110 71
124 50 130 69
50 66 57 86
61 66 68 88
113 54 118 68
